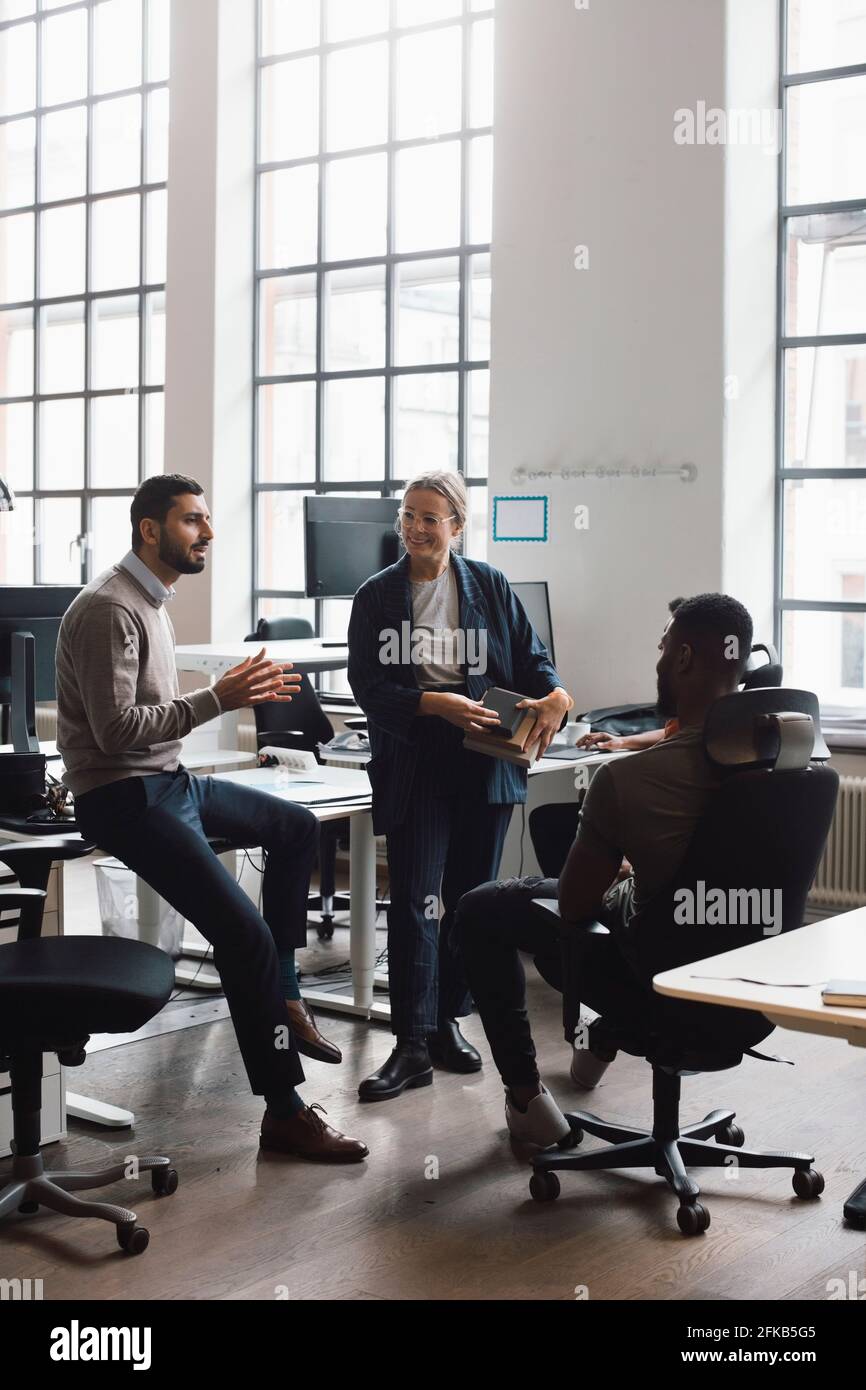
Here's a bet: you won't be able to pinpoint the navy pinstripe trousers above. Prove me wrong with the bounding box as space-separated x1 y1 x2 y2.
384 720 513 1040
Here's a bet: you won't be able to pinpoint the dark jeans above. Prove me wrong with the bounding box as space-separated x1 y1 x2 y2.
456 875 652 1088
74 769 319 1097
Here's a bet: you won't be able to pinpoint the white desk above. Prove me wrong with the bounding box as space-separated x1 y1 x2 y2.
319 743 626 881
654 911 866 1221
1 740 255 775
653 912 866 1046
175 641 349 752
318 744 625 774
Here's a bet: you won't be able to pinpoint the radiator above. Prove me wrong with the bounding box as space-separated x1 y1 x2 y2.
809 775 866 911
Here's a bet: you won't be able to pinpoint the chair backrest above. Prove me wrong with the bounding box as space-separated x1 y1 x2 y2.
245 616 315 642
243 623 333 753
625 689 839 1049
741 641 783 691
529 801 582 879
248 671 334 754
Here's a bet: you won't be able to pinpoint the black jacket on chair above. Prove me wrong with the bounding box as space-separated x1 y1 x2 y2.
347 552 564 833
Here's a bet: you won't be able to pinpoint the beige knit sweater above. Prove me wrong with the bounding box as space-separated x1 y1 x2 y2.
56 565 220 796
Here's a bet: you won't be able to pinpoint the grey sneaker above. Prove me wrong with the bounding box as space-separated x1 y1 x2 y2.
505 1085 571 1148
570 1046 613 1090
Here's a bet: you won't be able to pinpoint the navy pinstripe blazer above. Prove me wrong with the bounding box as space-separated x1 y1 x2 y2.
347 552 565 833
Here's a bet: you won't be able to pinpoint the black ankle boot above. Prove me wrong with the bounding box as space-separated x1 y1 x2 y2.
428 1020 482 1073
358 1039 433 1102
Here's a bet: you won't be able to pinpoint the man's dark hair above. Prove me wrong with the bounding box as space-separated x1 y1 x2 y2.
668 596 685 613
130 474 203 552
669 593 753 680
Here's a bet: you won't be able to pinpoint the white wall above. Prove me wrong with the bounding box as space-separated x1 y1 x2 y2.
488 0 778 713
163 0 255 650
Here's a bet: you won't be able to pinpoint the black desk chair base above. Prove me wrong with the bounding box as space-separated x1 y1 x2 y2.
530 1064 823 1236
0 1049 176 1255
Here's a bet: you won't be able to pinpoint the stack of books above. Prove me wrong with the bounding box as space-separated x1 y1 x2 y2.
463 687 539 768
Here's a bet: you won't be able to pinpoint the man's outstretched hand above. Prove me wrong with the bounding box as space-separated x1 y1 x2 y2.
213 648 302 711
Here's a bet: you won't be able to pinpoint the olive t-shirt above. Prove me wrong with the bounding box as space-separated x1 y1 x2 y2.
575 729 723 913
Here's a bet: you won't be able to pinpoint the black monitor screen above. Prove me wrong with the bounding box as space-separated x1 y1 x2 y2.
305 497 401 598
511 581 555 666
0 586 82 702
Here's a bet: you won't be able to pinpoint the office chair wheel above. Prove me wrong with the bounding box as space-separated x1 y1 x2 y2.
316 921 335 941
18 1201 38 1214
677 1201 710 1236
151 1166 178 1197
558 1124 583 1149
529 1171 560 1203
117 1222 150 1255
714 1122 744 1147
792 1168 824 1200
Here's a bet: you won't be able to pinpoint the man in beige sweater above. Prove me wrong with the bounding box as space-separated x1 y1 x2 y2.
56 474 367 1163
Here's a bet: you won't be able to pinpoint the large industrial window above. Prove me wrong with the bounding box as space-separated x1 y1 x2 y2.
254 0 495 646
0 0 169 586
778 0 866 713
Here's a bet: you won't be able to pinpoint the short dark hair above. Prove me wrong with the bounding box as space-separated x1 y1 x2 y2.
130 474 204 552
668 596 685 613
669 593 754 680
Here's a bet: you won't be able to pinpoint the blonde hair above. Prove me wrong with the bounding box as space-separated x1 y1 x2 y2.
400 471 467 551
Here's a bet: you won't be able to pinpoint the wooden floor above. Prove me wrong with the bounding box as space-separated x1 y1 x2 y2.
2 931 865 1301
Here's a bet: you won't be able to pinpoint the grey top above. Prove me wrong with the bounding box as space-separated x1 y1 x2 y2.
410 562 462 689
56 560 221 796
575 729 723 912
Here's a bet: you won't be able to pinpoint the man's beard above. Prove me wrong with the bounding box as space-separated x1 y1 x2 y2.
158 532 207 575
656 670 675 718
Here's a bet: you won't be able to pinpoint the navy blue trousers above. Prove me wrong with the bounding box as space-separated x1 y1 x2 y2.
384 724 513 1040
74 769 319 1097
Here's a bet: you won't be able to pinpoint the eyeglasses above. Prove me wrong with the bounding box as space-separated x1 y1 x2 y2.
398 509 458 532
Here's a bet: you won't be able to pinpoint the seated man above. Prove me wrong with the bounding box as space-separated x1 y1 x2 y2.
455 592 753 1150
56 474 367 1164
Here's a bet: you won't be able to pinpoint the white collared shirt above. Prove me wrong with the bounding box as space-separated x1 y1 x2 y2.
118 549 176 605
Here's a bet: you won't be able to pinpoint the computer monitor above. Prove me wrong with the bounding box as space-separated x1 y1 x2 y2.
0 586 81 752
511 581 556 666
305 497 401 599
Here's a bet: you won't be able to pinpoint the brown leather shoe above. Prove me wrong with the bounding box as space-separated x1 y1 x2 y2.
260 1104 368 1163
286 998 342 1064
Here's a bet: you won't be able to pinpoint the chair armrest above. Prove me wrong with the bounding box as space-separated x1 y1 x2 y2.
0 836 95 892
0 886 48 941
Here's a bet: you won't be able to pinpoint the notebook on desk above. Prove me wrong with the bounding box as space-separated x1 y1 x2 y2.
213 766 370 806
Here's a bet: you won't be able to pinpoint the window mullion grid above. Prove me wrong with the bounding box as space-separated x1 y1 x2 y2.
777 1 866 665
457 0 471 487
80 0 96 582
31 0 44 583
253 2 494 607
314 0 326 639
774 0 788 651
252 0 263 629
384 0 396 500
137 0 149 492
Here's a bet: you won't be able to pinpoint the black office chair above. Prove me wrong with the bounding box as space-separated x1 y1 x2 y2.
243 626 345 941
0 838 177 1255
741 641 783 690
248 616 315 642
527 688 838 1235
